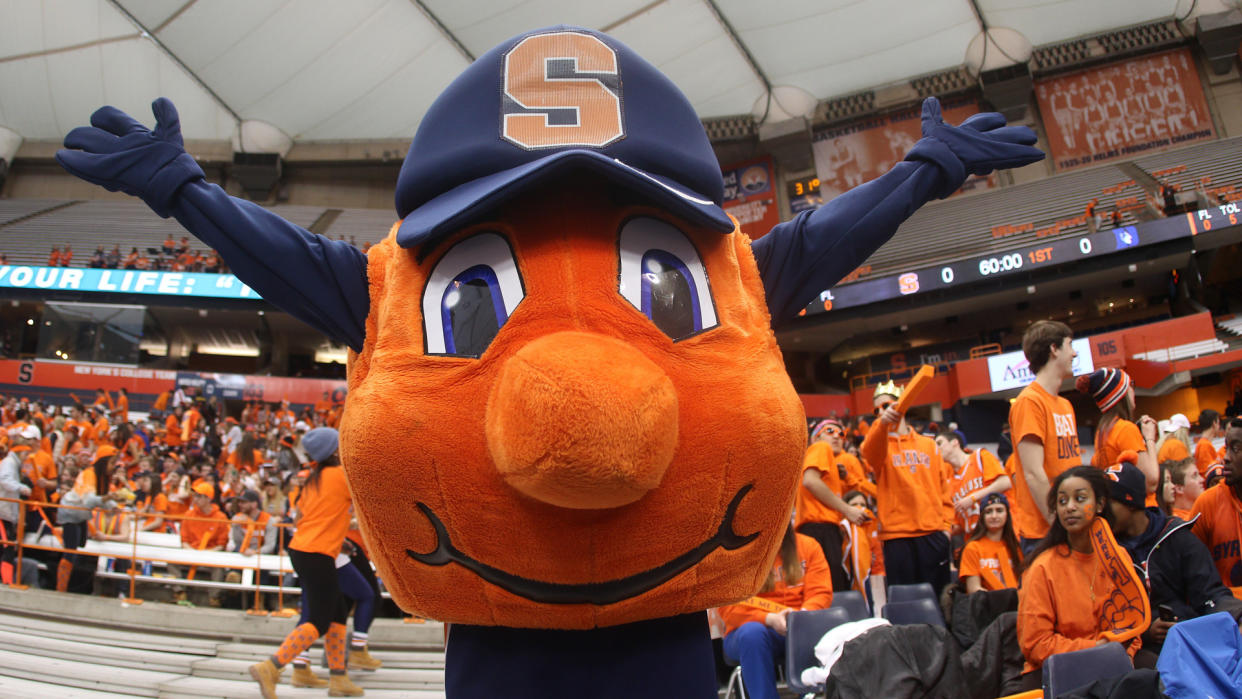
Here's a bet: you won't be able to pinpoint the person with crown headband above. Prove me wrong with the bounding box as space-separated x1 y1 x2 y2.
862 380 956 593
794 418 871 592
55 25 1044 699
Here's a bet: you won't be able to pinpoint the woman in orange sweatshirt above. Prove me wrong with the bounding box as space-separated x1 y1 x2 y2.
718 522 832 699
248 428 362 697
1016 466 1143 691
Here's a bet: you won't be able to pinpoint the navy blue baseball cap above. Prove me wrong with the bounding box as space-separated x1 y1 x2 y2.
394 25 734 249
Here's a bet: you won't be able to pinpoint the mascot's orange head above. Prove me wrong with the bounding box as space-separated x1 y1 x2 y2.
339 26 806 629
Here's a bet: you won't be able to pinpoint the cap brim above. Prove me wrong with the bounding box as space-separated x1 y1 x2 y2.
396 150 734 249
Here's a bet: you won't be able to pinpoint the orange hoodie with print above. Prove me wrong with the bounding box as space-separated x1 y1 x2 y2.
718 533 833 635
861 425 954 540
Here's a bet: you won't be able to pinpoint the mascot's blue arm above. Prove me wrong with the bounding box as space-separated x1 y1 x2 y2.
752 97 1044 323
171 181 370 352
55 98 370 352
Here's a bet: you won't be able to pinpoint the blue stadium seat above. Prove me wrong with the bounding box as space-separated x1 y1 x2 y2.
830 589 870 621
785 607 853 696
1041 642 1133 698
881 598 946 627
887 582 936 603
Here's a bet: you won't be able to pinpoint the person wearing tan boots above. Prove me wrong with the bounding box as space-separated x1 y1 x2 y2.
249 427 363 697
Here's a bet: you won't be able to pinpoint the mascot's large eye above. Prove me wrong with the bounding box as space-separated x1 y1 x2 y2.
422 232 525 357
617 217 718 341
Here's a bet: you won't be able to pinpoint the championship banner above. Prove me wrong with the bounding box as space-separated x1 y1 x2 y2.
812 99 994 200
1035 48 1215 171
721 156 780 240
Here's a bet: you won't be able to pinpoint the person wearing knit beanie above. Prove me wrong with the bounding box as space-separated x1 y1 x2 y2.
1077 368 1159 500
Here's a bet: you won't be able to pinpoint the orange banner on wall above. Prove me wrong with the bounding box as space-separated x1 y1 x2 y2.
721 156 780 240
812 99 993 200
1036 48 1215 171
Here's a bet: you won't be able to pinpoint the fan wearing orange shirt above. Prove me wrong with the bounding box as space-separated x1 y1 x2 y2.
935 430 1010 536
1195 409 1225 477
1165 457 1204 521
114 388 129 425
959 493 1023 593
718 523 832 699
1191 418 1242 598
181 402 203 443
250 428 362 698
1156 413 1193 464
1016 467 1144 691
862 380 954 592
47 247 61 267
795 419 870 593
1008 321 1082 553
1077 368 1159 501
164 406 183 448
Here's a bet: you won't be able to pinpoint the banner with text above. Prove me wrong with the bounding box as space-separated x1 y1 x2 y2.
812 99 994 200
0 265 259 300
986 338 1095 392
1035 48 1215 171
721 156 780 240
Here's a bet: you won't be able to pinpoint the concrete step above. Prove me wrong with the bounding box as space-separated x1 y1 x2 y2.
0 613 218 656
0 629 198 674
0 647 180 698
0 675 131 699
190 657 444 689
158 675 447 699
215 641 445 668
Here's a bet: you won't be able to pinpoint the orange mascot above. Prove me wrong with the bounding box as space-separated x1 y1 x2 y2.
57 24 1042 698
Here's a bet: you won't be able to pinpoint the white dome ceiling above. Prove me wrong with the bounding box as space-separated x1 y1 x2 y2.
0 0 1190 143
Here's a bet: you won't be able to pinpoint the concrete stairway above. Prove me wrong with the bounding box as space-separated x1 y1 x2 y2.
0 587 447 698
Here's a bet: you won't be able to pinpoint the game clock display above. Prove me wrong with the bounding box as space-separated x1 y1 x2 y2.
805 205 1229 315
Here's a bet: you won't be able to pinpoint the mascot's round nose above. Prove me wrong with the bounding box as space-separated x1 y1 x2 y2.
485 331 678 510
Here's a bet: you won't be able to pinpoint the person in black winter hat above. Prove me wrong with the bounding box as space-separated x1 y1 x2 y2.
1105 455 1242 667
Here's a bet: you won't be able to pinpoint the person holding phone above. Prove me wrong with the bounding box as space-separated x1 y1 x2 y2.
1106 459 1242 666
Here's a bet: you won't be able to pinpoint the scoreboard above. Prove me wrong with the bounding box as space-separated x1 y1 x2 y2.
805 203 1238 315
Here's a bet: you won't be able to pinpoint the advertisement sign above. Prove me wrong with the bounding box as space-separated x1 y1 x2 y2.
812 99 993 200
0 359 344 407
1035 48 1215 171
0 265 259 300
721 156 780 240
986 338 1095 392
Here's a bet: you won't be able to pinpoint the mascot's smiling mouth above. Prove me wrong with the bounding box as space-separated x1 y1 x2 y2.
406 485 758 605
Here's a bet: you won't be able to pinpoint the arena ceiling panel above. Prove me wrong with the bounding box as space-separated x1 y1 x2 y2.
0 0 1195 143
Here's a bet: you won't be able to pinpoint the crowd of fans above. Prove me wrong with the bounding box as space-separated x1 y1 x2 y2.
722 320 1236 698
1 326 1238 695
0 386 371 604
45 236 229 274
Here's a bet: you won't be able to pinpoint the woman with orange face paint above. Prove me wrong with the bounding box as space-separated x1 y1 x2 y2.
1015 466 1144 691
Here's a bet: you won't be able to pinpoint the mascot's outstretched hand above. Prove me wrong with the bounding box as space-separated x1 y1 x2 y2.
907 96 1044 198
56 98 204 217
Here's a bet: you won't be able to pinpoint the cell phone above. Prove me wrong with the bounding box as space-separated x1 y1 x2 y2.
1157 604 1177 622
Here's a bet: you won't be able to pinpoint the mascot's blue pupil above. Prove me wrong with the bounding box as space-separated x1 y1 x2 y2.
640 251 700 340
441 265 507 356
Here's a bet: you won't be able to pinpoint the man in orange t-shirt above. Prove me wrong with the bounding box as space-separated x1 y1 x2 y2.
1191 418 1242 598
1009 321 1082 553
863 382 954 591
1196 409 1225 477
794 419 870 592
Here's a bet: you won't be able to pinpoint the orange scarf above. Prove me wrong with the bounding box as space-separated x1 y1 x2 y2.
1089 517 1151 642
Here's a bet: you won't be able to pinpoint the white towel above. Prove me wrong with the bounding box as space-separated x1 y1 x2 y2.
800 617 891 686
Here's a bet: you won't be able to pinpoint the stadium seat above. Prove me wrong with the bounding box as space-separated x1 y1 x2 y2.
1041 642 1133 698
886 582 936 603
830 590 870 621
881 598 946 627
785 607 853 696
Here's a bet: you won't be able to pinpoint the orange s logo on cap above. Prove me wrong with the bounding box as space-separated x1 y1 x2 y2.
502 31 624 149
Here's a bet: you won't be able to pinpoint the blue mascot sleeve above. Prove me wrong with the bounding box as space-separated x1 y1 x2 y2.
56 98 370 352
752 97 1043 323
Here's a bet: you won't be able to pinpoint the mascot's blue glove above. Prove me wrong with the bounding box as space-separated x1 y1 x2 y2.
905 97 1044 199
56 98 204 217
